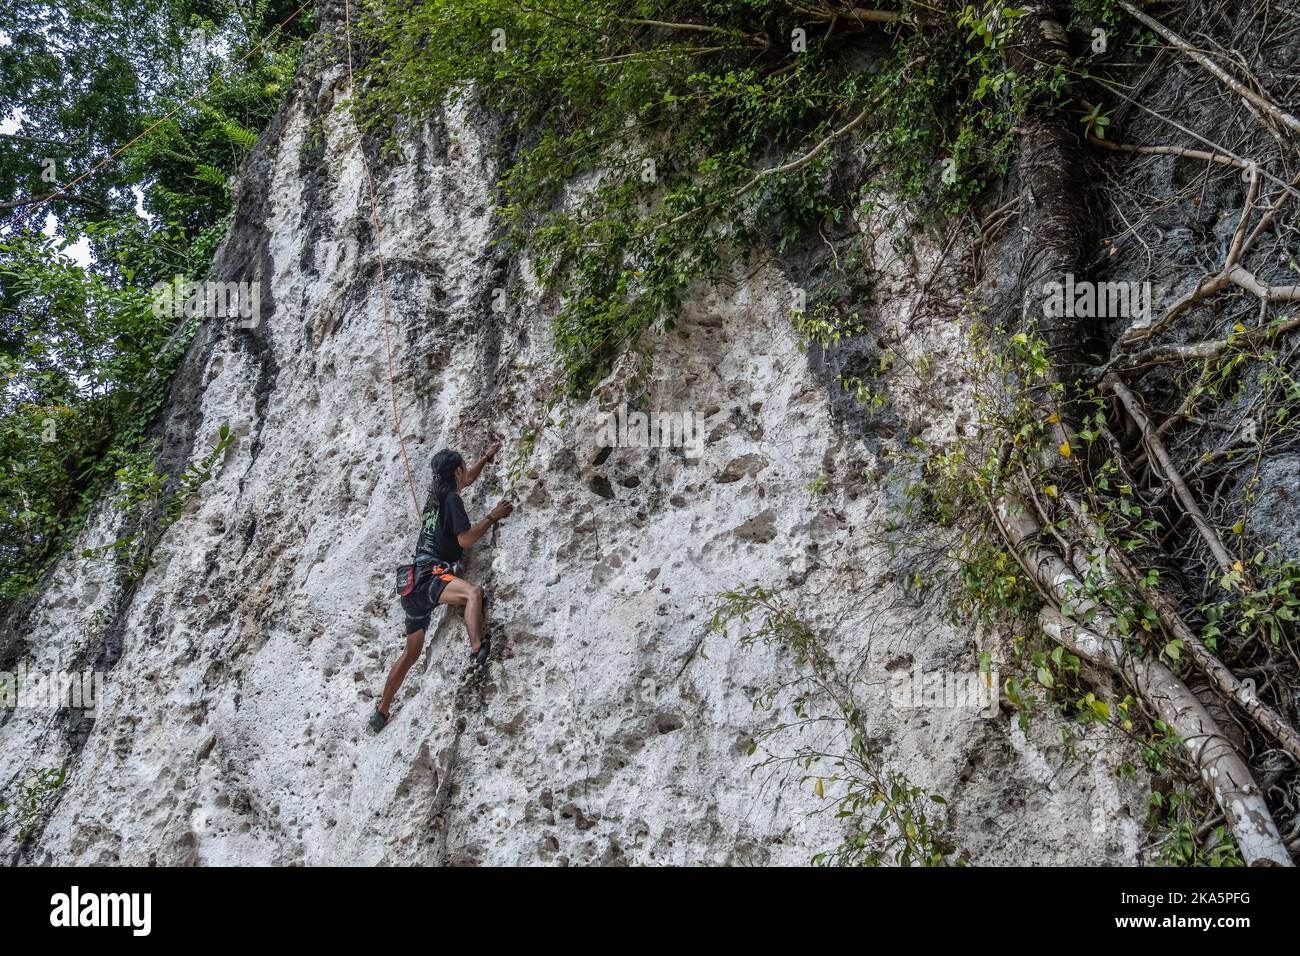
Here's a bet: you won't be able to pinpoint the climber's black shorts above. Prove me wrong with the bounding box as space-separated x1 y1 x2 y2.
400 561 458 634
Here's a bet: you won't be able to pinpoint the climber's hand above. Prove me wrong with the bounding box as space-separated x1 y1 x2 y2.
490 500 514 523
464 442 501 487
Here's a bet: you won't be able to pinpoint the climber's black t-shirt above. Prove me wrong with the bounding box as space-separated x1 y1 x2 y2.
414 492 471 564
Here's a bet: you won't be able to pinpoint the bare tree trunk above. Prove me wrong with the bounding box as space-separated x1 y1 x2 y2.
995 498 1293 866
1006 2 1096 393
1041 609 1292 867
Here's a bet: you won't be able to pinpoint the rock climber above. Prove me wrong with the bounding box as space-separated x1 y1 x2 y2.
369 443 513 732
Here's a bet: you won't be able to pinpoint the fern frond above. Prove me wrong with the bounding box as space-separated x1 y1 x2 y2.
222 121 258 152
191 164 228 189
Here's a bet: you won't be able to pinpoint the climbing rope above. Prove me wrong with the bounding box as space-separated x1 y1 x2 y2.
341 0 422 519
335 1 665 516
22 0 422 520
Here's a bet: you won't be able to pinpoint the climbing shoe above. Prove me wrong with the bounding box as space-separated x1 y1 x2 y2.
471 635 492 668
368 708 389 733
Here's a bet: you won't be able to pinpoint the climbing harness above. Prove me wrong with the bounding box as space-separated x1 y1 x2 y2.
395 558 461 598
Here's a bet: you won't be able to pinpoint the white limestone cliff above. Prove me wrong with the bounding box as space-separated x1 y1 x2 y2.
0 52 1144 866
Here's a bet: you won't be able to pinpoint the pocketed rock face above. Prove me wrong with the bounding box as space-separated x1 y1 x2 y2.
1 48 1144 866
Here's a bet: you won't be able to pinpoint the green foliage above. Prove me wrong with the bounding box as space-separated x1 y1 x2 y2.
1202 553 1300 649
0 767 66 845
708 584 963 866
1148 785 1242 868
191 163 230 190
794 304 890 409
1079 101 1110 139
360 1 1054 396
84 423 235 582
0 2 306 613
221 118 260 152
1069 0 1151 56
793 304 870 352
1 1 311 227
0 233 172 603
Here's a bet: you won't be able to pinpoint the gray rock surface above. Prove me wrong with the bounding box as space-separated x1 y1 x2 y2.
0 58 1144 866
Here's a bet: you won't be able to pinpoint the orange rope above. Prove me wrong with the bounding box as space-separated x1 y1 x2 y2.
341 0 422 519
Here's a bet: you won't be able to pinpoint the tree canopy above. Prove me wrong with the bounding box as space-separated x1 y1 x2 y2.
0 0 311 608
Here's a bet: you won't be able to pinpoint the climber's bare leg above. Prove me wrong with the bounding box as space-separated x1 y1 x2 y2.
377 629 425 717
438 577 485 653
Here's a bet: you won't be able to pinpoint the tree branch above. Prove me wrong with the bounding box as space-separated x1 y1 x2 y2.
1086 133 1250 170
993 495 1292 866
0 191 108 214
1105 374 1238 575
1117 0 1300 134
1116 313 1300 373
1062 494 1300 764
1041 608 1292 867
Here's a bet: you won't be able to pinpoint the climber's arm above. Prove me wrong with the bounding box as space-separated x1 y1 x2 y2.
457 499 513 551
461 441 501 488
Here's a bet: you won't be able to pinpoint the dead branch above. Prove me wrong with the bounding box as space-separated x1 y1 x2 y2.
1085 77 1300 200
1226 265 1300 302
1087 134 1251 171
1105 374 1238 574
618 17 770 47
1117 1 1300 135
994 496 1292 865
1103 167 1299 361
1116 313 1300 374
1228 164 1263 267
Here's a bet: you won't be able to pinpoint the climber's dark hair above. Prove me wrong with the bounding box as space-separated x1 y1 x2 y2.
428 449 464 507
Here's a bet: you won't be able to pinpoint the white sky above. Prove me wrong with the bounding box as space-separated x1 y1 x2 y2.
3 108 98 267
1 24 197 268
